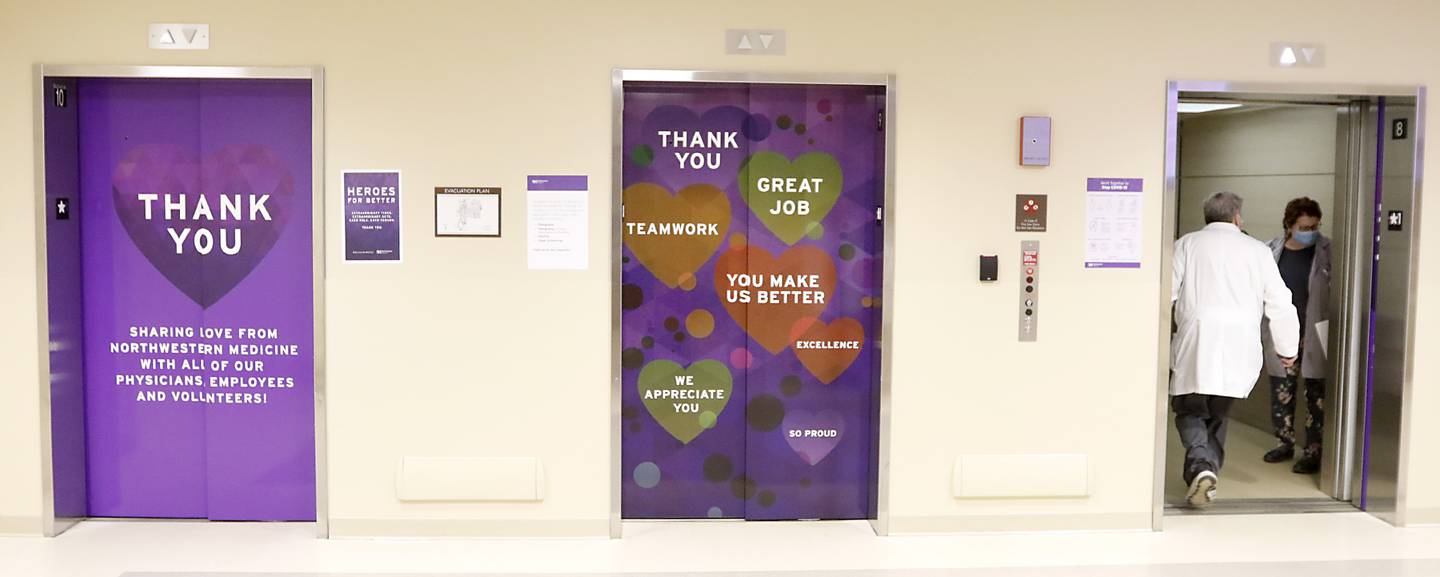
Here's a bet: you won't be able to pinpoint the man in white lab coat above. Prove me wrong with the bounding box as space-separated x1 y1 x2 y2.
1171 192 1300 507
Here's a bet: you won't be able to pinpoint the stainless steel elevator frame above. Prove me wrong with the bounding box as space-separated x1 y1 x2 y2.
31 65 329 537
1154 81 1425 529
610 69 897 538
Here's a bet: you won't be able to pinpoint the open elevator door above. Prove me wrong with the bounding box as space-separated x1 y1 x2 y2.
618 78 886 520
1162 84 1423 524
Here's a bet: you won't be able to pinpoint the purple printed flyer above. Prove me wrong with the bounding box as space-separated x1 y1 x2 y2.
1085 177 1143 269
343 170 402 262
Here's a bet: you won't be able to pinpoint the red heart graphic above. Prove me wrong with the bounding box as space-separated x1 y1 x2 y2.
713 242 836 354
790 317 865 384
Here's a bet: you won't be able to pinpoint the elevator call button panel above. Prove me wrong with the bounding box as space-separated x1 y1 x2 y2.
1019 241 1039 342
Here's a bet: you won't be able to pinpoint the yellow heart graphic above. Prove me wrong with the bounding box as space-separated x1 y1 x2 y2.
623 182 731 288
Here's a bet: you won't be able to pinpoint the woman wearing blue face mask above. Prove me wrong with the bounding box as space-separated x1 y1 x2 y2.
1261 197 1330 474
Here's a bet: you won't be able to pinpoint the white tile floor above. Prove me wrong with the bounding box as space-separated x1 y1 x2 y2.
2 513 1439 577
1165 418 1331 504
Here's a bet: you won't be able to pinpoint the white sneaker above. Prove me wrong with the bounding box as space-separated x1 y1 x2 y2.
1186 470 1218 508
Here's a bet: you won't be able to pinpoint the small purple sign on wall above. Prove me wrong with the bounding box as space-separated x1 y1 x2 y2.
1086 177 1143 193
1084 177 1143 269
343 170 402 262
527 174 588 191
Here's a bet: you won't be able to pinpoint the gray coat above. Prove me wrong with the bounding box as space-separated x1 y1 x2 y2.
1261 233 1331 379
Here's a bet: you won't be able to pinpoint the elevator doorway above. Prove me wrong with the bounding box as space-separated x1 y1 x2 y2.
1155 82 1424 524
611 71 894 532
36 67 326 536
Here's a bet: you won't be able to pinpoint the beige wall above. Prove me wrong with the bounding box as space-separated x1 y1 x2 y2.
1178 105 1339 242
4 0 1440 536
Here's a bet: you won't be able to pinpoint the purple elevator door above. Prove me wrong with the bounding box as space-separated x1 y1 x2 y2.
620 81 885 520
78 78 315 520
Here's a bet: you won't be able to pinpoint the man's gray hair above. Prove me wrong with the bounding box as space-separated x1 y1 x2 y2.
1203 191 1244 224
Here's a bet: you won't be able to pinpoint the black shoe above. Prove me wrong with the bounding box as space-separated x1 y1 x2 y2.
1294 455 1321 474
1264 445 1294 463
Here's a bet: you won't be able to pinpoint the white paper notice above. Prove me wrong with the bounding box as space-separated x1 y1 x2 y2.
435 188 500 237
1084 178 1144 269
526 175 588 270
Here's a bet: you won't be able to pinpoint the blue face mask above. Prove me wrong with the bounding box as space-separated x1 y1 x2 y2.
1292 230 1318 246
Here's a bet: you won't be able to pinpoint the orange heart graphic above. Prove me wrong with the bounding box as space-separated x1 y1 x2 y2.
790 317 865 385
623 182 731 288
713 243 836 354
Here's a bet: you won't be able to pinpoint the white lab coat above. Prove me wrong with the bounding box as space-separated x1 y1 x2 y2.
1171 222 1300 398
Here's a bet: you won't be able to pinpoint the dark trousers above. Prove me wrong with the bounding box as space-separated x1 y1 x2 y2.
1271 375 1326 458
1172 393 1236 485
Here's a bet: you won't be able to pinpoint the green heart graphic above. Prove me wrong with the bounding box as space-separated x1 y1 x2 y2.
638 359 733 444
739 151 844 245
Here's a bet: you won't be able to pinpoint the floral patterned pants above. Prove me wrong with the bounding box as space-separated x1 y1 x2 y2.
1270 363 1325 459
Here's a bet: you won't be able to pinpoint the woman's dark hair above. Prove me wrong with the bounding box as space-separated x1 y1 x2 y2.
1283 197 1323 231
